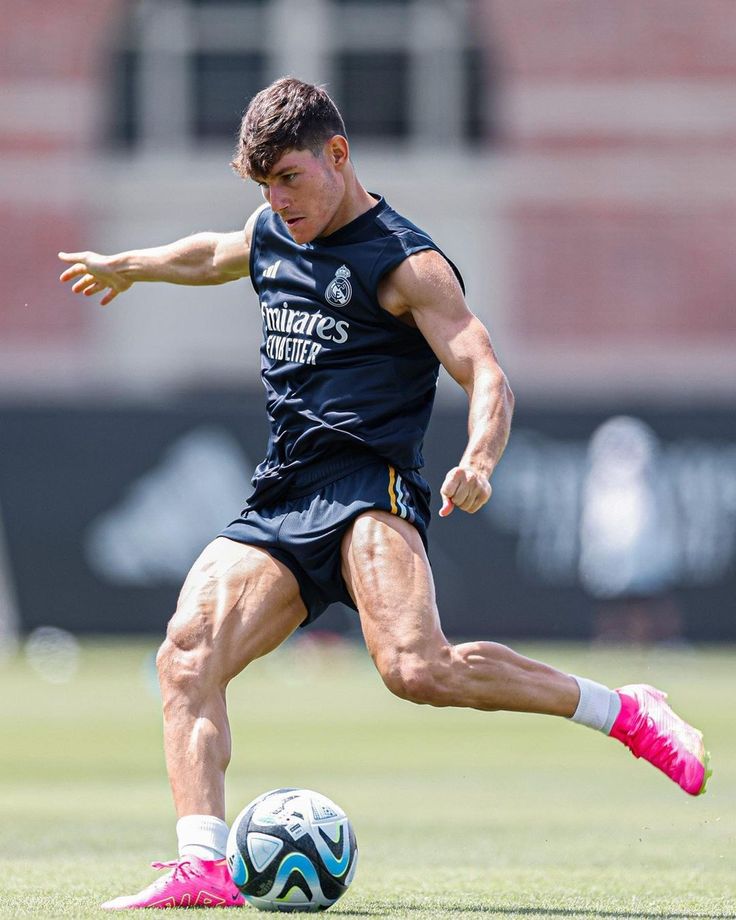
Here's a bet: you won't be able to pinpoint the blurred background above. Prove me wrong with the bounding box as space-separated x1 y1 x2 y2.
1 0 735 649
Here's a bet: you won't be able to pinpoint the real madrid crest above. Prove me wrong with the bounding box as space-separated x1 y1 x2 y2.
325 264 353 308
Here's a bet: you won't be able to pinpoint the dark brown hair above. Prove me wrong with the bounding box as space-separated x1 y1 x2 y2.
232 77 347 180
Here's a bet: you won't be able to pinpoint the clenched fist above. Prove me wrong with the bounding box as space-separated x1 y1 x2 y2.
439 466 492 517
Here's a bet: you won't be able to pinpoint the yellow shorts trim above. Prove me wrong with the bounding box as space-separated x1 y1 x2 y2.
387 465 399 515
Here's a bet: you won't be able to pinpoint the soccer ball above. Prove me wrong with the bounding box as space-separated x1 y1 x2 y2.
226 788 358 912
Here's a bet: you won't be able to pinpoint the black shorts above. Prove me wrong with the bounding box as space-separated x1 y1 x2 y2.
219 459 431 625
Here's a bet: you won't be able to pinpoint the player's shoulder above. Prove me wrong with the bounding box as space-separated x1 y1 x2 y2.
369 199 465 297
372 199 435 247
374 202 461 280
245 203 270 244
380 249 463 314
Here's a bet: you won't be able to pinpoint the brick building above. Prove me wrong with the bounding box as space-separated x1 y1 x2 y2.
1 0 735 402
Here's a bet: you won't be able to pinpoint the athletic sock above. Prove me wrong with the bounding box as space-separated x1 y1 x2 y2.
176 814 229 861
569 675 622 734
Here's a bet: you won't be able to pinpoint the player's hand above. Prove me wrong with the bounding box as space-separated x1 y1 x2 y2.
58 251 131 306
439 465 492 517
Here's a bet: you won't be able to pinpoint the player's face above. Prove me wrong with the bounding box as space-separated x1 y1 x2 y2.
256 144 347 244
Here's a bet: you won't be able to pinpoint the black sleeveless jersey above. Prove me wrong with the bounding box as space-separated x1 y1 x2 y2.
247 195 463 506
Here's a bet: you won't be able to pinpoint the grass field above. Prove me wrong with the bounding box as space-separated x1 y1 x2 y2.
0 637 733 919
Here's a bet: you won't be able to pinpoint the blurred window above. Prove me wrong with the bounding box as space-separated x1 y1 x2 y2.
108 0 488 150
333 51 410 139
110 50 139 148
193 52 265 140
463 46 487 143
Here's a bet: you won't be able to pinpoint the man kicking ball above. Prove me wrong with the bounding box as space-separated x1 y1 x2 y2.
59 77 710 910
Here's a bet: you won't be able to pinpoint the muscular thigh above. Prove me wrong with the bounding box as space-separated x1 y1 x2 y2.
169 536 307 683
340 511 445 665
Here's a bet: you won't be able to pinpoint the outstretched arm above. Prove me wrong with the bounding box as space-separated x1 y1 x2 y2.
58 207 264 306
379 249 514 516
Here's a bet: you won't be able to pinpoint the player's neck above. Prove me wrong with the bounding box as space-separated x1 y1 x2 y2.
321 173 377 238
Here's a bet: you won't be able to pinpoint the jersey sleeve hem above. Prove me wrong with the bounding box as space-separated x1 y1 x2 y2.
248 207 270 296
371 232 466 295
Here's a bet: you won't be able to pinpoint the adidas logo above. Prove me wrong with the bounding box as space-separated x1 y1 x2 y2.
84 427 255 586
263 260 281 279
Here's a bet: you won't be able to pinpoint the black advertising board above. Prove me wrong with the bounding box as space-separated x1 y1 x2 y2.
1 395 734 640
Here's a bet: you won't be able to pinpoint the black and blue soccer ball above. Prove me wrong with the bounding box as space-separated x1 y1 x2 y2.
226 788 358 912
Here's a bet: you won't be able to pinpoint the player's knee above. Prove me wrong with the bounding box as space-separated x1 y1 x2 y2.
379 653 445 706
156 636 206 701
156 607 218 698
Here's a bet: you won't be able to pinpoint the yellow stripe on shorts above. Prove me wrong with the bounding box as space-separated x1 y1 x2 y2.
387 465 399 515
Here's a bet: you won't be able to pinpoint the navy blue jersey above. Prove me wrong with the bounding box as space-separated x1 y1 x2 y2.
247 195 463 507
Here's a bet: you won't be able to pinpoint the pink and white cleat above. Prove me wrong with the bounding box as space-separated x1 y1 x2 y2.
610 684 711 796
101 856 245 910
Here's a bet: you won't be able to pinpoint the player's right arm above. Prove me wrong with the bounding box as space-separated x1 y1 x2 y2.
58 206 265 306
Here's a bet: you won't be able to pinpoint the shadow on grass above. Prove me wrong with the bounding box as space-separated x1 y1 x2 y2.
334 906 736 920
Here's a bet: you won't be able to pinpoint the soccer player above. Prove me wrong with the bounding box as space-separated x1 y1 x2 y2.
59 78 710 910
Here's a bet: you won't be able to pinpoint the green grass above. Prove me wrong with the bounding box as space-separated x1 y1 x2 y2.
0 638 734 919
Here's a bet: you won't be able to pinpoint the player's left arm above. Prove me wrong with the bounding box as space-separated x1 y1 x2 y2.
379 249 514 517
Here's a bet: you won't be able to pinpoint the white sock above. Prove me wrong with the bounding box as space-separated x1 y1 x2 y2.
176 814 229 861
569 675 621 734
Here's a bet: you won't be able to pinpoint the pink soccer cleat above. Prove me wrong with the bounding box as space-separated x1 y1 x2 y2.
101 856 245 910
610 684 711 796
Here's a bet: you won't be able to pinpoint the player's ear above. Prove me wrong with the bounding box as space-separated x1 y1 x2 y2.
326 135 349 170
